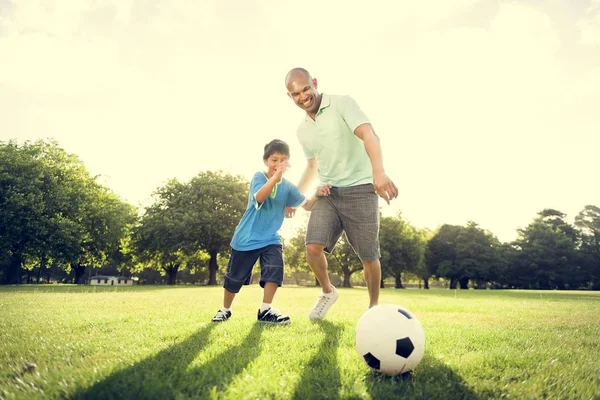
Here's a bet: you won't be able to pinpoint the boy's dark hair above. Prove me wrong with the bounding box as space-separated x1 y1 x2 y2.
263 139 290 160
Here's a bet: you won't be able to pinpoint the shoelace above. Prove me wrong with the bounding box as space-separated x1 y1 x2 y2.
314 295 331 313
263 308 289 321
215 310 228 318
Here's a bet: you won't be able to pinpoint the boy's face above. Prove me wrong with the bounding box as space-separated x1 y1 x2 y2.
264 152 289 178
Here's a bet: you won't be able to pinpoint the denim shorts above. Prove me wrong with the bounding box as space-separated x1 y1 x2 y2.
223 244 284 293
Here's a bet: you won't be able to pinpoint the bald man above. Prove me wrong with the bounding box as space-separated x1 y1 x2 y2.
285 67 398 319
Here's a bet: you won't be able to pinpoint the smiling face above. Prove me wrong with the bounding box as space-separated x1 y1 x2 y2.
264 152 289 179
286 72 322 115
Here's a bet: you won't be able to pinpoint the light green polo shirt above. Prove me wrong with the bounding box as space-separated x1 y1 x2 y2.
296 94 373 187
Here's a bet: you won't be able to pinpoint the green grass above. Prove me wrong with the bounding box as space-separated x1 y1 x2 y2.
1 285 599 399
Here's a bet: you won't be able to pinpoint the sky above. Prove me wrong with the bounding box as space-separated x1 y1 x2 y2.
1 0 599 242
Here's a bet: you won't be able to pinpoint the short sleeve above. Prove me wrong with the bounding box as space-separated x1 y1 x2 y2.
339 95 370 133
250 172 268 210
285 181 307 208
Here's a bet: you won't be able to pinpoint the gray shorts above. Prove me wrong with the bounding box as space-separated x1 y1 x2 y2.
306 183 380 261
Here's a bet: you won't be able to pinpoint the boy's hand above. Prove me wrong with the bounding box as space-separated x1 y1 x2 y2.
285 207 296 218
274 160 290 179
316 183 332 197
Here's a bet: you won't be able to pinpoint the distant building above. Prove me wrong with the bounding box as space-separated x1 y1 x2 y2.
89 275 135 286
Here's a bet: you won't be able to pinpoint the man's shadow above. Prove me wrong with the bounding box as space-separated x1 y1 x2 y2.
365 354 481 400
291 320 343 400
75 323 266 400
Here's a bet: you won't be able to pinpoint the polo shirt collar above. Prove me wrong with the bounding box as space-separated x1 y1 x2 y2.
305 93 330 122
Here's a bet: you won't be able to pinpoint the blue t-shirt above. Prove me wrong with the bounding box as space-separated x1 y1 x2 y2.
230 172 306 251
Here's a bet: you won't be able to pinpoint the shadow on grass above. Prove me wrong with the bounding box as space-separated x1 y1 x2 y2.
75 322 266 399
365 354 480 400
291 320 343 400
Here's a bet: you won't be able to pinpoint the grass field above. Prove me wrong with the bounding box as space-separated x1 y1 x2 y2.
1 285 599 400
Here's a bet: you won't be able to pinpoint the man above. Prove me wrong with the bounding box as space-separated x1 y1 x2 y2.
284 67 398 319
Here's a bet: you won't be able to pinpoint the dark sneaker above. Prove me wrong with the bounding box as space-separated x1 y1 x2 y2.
257 308 291 325
212 309 231 322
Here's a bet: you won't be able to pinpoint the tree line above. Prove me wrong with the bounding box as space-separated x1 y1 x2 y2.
1 140 599 289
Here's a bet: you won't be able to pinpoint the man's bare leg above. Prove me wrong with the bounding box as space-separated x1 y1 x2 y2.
306 244 333 293
362 259 381 308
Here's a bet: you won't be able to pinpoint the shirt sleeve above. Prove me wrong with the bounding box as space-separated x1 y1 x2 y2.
250 172 268 210
286 182 307 208
339 95 370 133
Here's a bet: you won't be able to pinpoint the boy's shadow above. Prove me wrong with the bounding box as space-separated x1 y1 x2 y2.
291 320 343 400
365 355 481 400
76 323 266 400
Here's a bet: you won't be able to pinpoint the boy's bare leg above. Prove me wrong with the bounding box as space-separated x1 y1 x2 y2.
362 259 381 308
258 282 290 324
306 244 333 293
224 289 236 308
263 282 278 303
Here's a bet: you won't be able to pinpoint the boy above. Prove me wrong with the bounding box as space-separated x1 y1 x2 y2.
212 139 320 324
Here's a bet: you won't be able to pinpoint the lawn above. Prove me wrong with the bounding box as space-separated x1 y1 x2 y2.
0 285 599 399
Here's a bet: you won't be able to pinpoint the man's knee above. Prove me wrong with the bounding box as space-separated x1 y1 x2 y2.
306 243 325 259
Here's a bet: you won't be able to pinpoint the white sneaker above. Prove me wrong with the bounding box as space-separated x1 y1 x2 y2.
309 286 339 320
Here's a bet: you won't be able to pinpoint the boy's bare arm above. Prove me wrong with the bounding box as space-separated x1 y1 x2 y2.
297 158 318 194
300 184 331 212
255 161 289 204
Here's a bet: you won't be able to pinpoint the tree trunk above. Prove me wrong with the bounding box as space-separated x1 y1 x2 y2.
5 251 23 284
449 278 458 289
423 278 430 289
165 264 179 285
475 279 487 289
459 277 469 289
394 273 405 289
208 250 219 285
73 265 87 284
37 255 46 284
342 271 352 288
380 278 385 289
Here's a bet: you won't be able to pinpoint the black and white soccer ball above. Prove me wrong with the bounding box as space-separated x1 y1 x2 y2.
355 304 425 376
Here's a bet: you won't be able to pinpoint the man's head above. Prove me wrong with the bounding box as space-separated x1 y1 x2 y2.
263 139 290 178
285 67 321 115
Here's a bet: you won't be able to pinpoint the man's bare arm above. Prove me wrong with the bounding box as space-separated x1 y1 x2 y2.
354 123 398 204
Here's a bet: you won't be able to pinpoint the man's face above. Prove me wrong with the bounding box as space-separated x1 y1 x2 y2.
287 76 321 114
264 152 289 178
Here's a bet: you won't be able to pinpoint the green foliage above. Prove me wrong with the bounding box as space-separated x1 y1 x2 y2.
133 171 248 285
0 140 135 284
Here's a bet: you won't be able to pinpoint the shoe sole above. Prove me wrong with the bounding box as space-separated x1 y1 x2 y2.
258 320 291 325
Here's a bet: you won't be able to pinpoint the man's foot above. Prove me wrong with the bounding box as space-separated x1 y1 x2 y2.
212 309 231 322
257 308 291 325
309 285 339 320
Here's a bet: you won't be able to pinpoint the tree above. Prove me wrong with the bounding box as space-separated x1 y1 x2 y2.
0 140 134 284
380 214 424 289
133 171 248 285
181 171 248 285
574 205 600 289
132 179 189 285
510 210 579 289
426 222 503 289
328 235 362 287
426 225 461 288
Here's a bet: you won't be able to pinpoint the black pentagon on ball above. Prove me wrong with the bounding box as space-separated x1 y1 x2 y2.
363 352 381 369
395 337 415 358
397 308 413 319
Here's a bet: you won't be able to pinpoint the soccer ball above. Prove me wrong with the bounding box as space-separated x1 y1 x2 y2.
355 304 425 376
